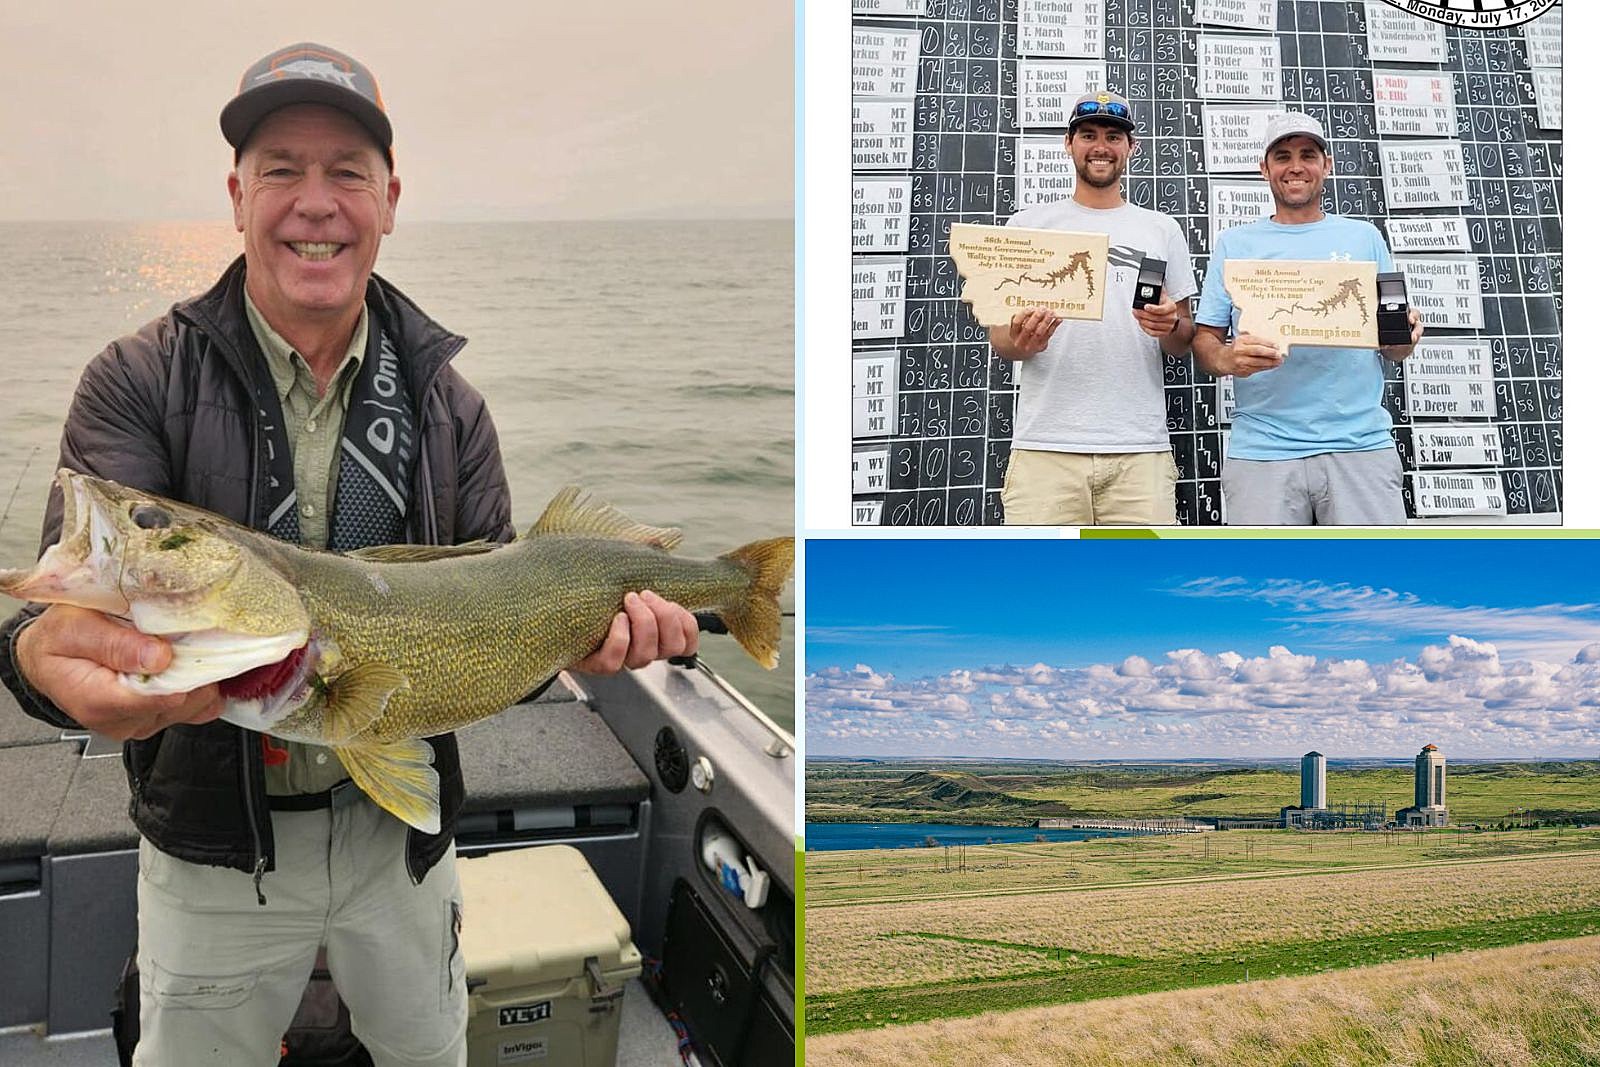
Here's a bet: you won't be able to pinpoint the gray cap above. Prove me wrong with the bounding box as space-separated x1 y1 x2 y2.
1263 111 1329 157
220 43 392 164
1067 90 1135 132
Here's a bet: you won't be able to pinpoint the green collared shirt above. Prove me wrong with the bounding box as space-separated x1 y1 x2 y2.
243 291 367 796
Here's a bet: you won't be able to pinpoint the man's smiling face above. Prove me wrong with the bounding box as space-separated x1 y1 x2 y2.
228 103 399 328
1068 120 1136 189
1260 134 1332 213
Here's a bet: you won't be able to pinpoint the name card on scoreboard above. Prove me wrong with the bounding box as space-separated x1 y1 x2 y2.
852 258 908 340
1210 181 1273 244
1534 69 1561 130
1522 10 1562 69
1412 471 1507 517
1017 135 1076 208
853 179 912 252
1385 216 1470 252
1198 36 1281 101
1396 257 1484 330
1405 342 1496 419
1412 426 1504 468
1364 2 1446 64
1382 142 1470 210
853 100 913 170
1018 0 1105 58
853 349 900 437
853 26 921 98
1195 0 1276 32
852 445 892 494
1372 72 1458 137
1020 60 1106 126
1204 105 1284 173
852 498 885 525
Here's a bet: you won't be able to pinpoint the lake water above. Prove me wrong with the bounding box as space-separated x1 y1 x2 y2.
0 220 794 729
805 822 1129 851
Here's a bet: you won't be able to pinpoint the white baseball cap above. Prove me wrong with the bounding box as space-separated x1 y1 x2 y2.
1263 112 1330 157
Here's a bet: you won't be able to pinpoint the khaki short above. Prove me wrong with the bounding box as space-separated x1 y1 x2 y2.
1002 448 1179 526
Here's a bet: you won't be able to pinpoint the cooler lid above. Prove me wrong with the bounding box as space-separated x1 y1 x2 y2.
458 845 639 988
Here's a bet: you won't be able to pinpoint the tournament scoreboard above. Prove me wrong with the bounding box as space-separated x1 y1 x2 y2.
850 0 1562 525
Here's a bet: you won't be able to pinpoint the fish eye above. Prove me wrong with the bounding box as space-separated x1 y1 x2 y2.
131 504 172 530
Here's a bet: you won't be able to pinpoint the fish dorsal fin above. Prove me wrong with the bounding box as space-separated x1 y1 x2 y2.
527 486 683 550
335 737 439 834
345 540 501 563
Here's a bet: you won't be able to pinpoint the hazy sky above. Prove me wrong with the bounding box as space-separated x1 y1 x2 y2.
0 2 792 221
807 540 1600 760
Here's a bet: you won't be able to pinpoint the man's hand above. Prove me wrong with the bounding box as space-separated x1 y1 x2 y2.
574 591 700 674
15 605 223 741
1219 332 1285 378
995 307 1063 359
1131 297 1180 339
1380 308 1425 362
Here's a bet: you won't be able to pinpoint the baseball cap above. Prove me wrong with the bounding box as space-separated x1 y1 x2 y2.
220 43 392 165
1067 91 1135 133
1263 112 1330 156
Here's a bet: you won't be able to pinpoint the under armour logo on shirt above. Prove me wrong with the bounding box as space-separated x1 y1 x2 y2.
1328 252 1352 262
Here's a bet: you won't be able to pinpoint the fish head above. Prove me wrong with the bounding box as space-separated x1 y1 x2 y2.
2 470 307 638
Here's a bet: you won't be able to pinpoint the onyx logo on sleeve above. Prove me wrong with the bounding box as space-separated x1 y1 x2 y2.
1377 0 1557 29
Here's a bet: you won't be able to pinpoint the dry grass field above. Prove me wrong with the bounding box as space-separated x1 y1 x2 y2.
805 935 1600 1067
807 826 1600 905
807 851 1600 997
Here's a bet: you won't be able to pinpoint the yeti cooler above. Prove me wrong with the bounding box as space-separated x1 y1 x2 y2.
459 845 642 1066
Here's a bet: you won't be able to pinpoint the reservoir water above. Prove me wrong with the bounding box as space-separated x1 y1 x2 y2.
805 822 1128 851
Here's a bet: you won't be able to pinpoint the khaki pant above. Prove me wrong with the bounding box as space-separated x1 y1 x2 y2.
1002 448 1178 526
134 786 466 1067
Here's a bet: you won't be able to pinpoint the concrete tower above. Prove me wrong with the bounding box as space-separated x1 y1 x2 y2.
1397 744 1449 827
1414 744 1446 811
1300 751 1326 810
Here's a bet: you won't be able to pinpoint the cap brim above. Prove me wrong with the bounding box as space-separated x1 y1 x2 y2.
1068 115 1136 132
1264 132 1330 156
220 80 392 155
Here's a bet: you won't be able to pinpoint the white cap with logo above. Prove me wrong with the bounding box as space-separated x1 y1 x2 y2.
1263 112 1330 157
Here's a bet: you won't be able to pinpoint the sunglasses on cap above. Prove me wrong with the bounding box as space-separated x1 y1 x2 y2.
1073 98 1131 121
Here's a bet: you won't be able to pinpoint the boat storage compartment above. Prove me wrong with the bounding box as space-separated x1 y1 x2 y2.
0 742 77 1028
458 844 642 1067
662 878 772 1066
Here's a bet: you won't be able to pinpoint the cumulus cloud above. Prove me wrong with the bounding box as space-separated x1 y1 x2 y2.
807 638 1600 759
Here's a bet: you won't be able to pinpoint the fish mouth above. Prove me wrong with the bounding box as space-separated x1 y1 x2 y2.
120 627 311 697
0 470 131 613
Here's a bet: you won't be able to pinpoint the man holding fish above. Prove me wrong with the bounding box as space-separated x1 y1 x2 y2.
0 43 719 1066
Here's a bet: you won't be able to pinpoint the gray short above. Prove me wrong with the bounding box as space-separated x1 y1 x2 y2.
1222 448 1406 526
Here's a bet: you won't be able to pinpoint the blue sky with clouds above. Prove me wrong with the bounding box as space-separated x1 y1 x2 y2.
806 539 1600 759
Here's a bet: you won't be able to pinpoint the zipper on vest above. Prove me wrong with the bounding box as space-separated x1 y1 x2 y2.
244 398 270 906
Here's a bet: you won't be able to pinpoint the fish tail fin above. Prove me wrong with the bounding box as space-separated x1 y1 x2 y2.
716 537 794 669
335 738 441 834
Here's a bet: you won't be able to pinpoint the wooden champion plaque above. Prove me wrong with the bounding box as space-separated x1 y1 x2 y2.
1223 259 1380 348
949 223 1110 327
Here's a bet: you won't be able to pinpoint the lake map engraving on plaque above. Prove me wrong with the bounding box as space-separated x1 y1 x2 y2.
949 223 1109 326
1223 260 1379 348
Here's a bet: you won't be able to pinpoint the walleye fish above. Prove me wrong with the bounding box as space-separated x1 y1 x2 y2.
1 469 793 834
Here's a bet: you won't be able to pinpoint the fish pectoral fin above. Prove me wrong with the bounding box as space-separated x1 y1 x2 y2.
321 663 410 743
335 738 440 834
526 486 683 550
344 541 501 563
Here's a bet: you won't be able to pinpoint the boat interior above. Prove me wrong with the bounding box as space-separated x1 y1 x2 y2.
0 659 796 1066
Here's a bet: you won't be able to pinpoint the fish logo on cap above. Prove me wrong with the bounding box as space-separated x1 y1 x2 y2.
1374 0 1557 29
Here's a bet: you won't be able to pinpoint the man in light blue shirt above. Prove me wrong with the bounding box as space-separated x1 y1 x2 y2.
1193 113 1423 525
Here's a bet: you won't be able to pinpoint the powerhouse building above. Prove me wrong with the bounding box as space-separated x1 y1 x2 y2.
1396 744 1449 827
